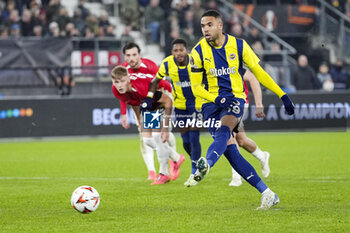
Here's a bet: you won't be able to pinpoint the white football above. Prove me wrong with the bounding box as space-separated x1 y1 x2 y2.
71 186 100 213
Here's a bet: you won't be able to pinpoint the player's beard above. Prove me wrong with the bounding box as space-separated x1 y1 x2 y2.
129 60 136 68
129 59 140 69
176 55 185 64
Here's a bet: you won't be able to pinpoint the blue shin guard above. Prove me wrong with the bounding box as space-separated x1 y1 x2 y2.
224 144 268 193
181 131 191 156
206 125 231 168
189 130 201 174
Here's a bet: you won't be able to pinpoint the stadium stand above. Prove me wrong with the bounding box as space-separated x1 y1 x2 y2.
0 0 348 97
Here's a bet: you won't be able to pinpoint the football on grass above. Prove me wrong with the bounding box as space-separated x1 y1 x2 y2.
71 186 100 213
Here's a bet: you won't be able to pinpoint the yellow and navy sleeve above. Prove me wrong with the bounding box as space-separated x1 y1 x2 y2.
242 40 285 98
242 40 260 68
156 58 169 80
190 44 217 103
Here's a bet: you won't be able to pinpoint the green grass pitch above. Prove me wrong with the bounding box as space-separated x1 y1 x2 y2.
0 131 349 233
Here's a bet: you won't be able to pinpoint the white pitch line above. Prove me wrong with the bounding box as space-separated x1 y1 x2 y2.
1 177 348 183
305 176 347 180
0 177 144 181
0 177 49 180
306 179 349 183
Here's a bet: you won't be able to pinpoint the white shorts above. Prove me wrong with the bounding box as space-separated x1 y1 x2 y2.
238 103 249 131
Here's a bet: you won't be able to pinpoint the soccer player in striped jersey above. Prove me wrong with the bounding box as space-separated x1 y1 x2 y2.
190 10 294 209
142 38 202 187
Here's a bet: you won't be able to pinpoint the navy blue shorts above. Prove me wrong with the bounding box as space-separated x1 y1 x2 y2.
202 98 246 135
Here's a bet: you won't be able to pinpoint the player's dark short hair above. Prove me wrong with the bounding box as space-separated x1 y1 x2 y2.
122 42 141 54
201 10 222 20
171 38 187 48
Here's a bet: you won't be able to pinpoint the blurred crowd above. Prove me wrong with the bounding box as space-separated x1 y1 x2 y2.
1 0 349 92
0 0 116 38
120 0 350 92
291 55 350 92
120 0 263 54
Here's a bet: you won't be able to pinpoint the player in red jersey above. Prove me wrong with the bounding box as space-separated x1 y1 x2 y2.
119 42 183 182
229 69 271 186
111 66 184 185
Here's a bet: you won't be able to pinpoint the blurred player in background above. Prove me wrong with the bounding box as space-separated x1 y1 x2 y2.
111 66 184 185
230 70 270 187
143 38 202 187
190 10 295 209
120 42 181 181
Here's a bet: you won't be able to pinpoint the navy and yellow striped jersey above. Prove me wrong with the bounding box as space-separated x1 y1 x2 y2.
156 54 202 110
190 34 260 103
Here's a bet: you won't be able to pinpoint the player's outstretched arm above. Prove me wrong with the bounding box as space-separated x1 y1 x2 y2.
249 64 294 115
242 39 294 115
244 70 265 118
